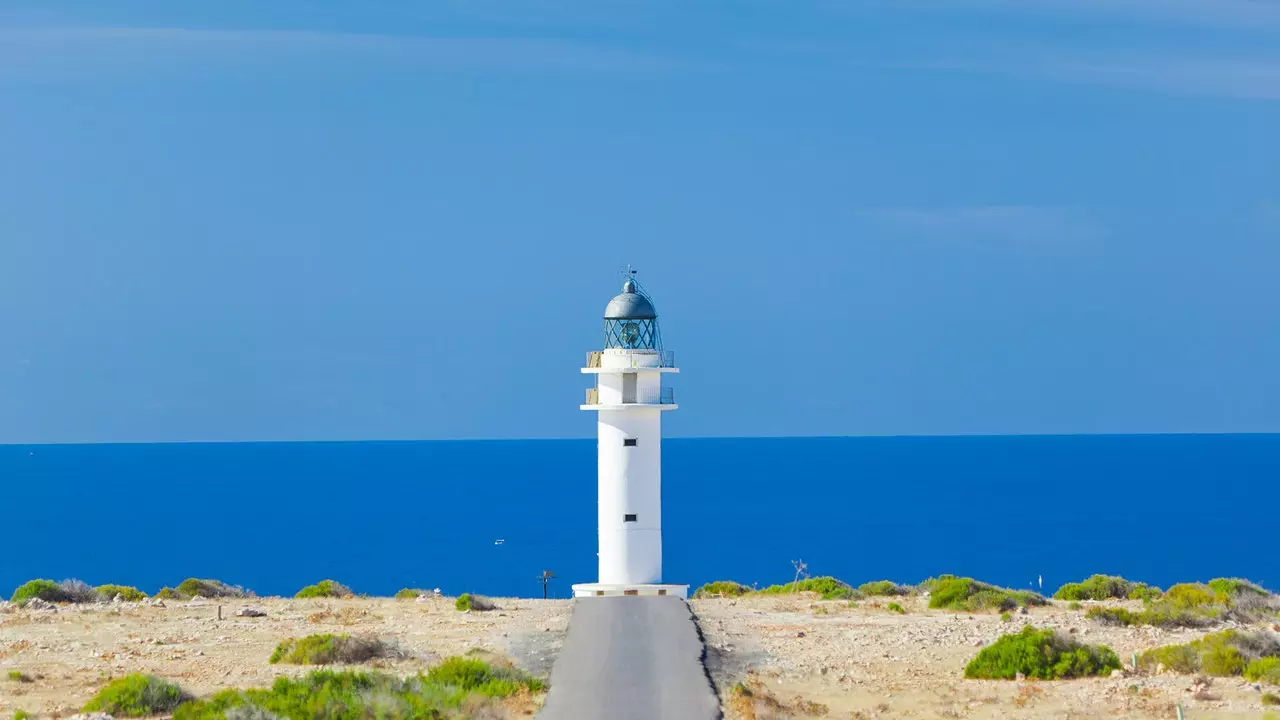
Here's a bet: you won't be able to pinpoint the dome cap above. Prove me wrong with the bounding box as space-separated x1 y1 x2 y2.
604 279 657 320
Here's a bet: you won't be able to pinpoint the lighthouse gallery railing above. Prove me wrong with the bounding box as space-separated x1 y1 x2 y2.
584 387 675 405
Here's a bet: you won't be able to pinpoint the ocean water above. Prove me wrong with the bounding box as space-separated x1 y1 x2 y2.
1 435 1277 599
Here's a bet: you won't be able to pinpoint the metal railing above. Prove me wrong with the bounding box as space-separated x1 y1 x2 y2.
583 386 675 405
584 350 676 368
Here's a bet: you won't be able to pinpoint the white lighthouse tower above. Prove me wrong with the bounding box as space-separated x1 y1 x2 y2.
572 271 687 600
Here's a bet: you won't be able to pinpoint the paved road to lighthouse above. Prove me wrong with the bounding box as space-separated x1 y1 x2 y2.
538 596 721 720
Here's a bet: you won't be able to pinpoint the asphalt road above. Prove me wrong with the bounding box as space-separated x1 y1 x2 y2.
538 596 721 720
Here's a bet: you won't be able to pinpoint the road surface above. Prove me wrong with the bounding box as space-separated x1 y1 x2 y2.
538 596 721 720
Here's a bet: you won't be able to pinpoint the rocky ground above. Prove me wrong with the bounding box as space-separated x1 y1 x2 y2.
694 594 1280 720
3 594 1278 719
0 596 572 718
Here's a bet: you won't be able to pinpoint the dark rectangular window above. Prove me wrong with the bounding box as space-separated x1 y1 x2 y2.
624 514 637 522
623 438 637 447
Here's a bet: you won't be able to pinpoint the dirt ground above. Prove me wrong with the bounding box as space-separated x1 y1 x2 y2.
0 596 571 718
693 594 1279 720
3 594 1278 719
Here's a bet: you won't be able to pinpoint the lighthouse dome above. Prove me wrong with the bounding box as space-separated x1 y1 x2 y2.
604 279 657 320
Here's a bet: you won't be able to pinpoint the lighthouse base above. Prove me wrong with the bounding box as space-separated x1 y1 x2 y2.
571 583 689 600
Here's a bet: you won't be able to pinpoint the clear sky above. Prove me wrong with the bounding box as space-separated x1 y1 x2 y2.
1 1 1277 444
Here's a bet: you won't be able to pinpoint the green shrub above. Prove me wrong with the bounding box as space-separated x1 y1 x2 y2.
1246 657 1280 685
173 659 545 720
1208 578 1269 599
175 579 247 600
924 576 1047 612
1263 692 1280 707
1085 605 1215 629
394 588 425 600
859 581 910 597
1000 612 1013 622
1140 630 1280 677
154 587 180 600
454 593 496 612
268 634 394 665
759 576 856 600
11 579 70 604
692 581 753 598
887 602 905 614
1068 601 1082 611
426 657 547 695
96 585 148 602
1164 583 1218 610
7 670 32 683
964 626 1120 680
13 711 31 720
83 674 189 716
294 580 353 599
1128 583 1163 601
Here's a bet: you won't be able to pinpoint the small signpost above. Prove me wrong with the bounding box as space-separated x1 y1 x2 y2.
540 570 556 599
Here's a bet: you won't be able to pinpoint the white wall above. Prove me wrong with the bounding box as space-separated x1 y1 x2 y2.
597 407 663 584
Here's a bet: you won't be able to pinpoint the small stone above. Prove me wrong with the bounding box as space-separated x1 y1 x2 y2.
236 607 267 618
797 631 806 638
1111 669 1125 679
1018 606 1029 615
1015 672 1026 681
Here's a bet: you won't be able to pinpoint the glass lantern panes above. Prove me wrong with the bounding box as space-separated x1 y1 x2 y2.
604 318 660 349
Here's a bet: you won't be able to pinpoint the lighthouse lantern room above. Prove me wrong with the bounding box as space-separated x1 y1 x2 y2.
572 271 687 600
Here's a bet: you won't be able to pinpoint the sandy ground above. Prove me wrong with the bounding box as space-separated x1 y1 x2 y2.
3 595 1278 719
0 596 571 718
694 594 1280 720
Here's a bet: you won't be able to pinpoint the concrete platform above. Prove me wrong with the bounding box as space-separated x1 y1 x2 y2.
571 583 689 599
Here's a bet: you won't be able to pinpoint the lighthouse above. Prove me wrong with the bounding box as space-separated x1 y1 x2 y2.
572 272 687 599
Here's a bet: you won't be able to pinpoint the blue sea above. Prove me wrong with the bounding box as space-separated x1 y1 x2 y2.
2 435 1277 600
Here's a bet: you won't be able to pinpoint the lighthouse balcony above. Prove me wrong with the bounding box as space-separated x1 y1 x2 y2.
582 386 678 410
582 350 679 374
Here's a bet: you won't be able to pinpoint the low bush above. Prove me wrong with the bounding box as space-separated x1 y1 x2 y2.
1085 605 1215 629
759 576 856 600
394 588 426 600
1263 692 1280 706
172 658 545 720
1053 575 1161 602
1165 583 1218 610
13 711 31 720
11 578 105 605
455 593 496 612
294 580 353 599
268 634 396 665
7 671 31 683
859 581 911 597
692 581 753 599
83 674 190 717
964 626 1121 680
1246 657 1280 685
96 584 148 602
155 587 181 600
1000 612 1013 623
1139 630 1280 677
923 575 1047 613
175 579 248 600
11 579 82 604
887 602 905 614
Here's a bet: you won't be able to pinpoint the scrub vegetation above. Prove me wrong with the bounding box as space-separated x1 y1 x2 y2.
82 674 190 717
1086 579 1279 629
1053 575 1161 602
295 580 354 599
268 634 397 665
964 626 1121 680
921 575 1048 612
171 658 546 720
454 594 496 612
692 581 753 598
1138 629 1280 680
175 578 250 599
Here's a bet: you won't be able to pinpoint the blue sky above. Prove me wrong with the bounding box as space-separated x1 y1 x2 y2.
1 0 1277 443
